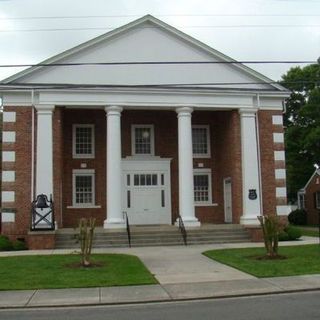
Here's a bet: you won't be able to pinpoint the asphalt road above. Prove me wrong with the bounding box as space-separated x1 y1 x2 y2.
0 291 319 320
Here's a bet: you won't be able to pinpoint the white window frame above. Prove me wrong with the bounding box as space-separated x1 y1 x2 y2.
72 169 96 207
131 124 155 156
72 124 95 159
192 125 211 158
193 168 213 206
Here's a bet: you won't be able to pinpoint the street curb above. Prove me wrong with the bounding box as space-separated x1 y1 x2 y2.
1 287 320 310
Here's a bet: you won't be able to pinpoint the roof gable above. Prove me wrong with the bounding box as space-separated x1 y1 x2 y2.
302 169 320 191
2 15 286 91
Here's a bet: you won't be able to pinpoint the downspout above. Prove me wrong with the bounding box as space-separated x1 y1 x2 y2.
31 90 35 202
255 93 264 216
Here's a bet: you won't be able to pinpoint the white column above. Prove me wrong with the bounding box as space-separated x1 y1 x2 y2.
176 107 200 227
104 106 125 229
239 109 262 225
35 105 54 198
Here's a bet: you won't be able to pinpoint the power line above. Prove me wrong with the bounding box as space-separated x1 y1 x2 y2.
0 80 317 90
1 14 319 20
0 60 316 68
1 25 320 33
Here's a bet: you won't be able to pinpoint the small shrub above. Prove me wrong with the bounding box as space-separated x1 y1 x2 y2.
286 225 302 240
288 209 307 225
12 240 27 251
0 235 13 251
278 231 290 241
279 225 302 241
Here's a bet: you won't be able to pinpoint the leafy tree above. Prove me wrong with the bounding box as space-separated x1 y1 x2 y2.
280 62 320 202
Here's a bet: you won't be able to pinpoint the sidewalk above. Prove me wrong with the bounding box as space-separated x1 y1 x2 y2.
0 237 319 308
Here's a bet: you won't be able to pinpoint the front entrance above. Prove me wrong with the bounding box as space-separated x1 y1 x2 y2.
122 158 171 225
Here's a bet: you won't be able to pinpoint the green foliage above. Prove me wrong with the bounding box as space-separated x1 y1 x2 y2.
0 236 28 251
278 231 290 241
281 63 320 202
279 225 302 241
286 225 302 240
12 240 28 251
288 209 307 225
0 235 13 251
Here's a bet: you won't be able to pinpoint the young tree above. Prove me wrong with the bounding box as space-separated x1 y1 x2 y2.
281 62 320 202
257 215 280 258
78 217 96 267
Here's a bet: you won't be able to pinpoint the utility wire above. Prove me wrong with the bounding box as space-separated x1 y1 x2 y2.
1 25 320 32
1 14 319 20
0 60 316 68
0 80 317 89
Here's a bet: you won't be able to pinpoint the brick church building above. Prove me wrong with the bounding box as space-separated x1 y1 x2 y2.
1 15 290 248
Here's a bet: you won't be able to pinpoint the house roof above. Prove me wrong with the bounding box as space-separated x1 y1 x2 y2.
1 15 287 92
300 168 320 192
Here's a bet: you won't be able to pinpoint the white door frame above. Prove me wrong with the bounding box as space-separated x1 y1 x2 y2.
122 157 172 225
223 177 232 223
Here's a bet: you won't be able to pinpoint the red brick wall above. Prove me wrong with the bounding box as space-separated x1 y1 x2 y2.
60 109 245 227
122 110 180 223
2 106 33 239
213 110 243 223
305 174 320 225
61 109 106 227
258 111 286 216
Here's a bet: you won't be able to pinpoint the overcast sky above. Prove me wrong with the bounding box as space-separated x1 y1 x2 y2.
0 0 319 82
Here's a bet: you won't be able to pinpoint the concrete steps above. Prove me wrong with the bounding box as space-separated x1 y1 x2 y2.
55 224 251 249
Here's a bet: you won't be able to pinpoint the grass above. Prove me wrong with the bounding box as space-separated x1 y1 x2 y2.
296 226 319 237
204 244 320 278
0 254 157 290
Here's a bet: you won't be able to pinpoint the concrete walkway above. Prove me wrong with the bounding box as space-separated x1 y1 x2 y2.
0 237 319 308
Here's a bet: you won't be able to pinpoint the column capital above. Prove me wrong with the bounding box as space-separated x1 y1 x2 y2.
238 108 258 117
176 107 193 116
105 105 123 114
35 104 55 114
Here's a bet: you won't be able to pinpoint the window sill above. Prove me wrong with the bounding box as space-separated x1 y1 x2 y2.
72 155 95 159
193 154 211 159
195 203 218 207
67 205 101 209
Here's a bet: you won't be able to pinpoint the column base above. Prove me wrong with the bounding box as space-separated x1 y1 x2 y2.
240 216 260 226
103 218 126 229
175 217 201 228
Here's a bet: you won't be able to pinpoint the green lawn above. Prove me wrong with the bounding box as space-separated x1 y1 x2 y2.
297 226 319 237
204 244 320 278
0 254 157 290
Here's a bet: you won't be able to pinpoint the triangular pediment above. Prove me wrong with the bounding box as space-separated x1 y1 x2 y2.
2 15 285 91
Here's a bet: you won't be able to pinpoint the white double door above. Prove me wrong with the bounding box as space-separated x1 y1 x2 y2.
122 158 171 225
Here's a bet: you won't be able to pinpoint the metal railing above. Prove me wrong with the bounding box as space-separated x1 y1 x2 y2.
178 215 187 245
123 211 131 248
